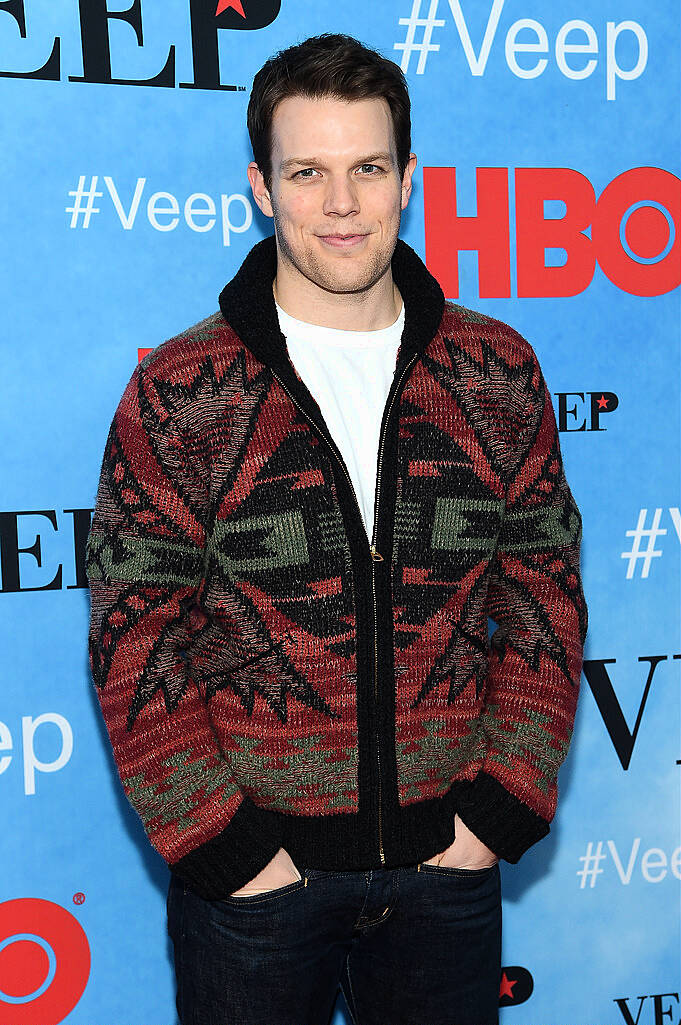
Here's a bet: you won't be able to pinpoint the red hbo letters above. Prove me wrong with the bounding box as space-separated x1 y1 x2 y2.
424 166 680 298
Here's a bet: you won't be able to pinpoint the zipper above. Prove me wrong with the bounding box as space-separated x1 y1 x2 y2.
368 354 418 865
271 354 417 867
270 370 369 550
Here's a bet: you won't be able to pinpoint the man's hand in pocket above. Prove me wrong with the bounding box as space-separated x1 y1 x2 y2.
423 814 499 870
228 847 301 896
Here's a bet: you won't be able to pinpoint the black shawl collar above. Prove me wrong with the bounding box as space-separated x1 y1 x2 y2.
217 234 445 377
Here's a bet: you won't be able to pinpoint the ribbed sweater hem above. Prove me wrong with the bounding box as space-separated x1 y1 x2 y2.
169 774 548 900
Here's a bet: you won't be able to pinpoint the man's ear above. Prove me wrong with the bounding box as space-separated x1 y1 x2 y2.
401 153 418 210
247 161 274 218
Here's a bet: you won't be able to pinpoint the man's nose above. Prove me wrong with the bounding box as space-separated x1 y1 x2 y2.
322 175 360 217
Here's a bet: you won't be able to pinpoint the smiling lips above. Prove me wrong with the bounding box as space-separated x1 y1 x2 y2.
318 233 368 248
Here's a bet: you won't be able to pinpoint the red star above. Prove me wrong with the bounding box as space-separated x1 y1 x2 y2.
499 971 517 999
216 0 246 16
597 394 609 409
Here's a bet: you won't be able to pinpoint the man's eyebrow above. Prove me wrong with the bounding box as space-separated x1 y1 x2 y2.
279 152 394 173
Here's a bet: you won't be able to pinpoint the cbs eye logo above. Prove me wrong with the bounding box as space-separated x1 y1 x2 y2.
0 898 90 1025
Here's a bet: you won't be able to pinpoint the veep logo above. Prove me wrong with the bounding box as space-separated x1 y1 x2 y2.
395 0 648 101
0 714 74 795
0 509 92 592
583 654 680 770
615 993 680 1025
0 0 280 90
424 167 680 298
0 896 90 1024
555 391 619 432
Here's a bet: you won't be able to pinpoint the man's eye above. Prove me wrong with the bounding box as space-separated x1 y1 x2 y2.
292 164 383 179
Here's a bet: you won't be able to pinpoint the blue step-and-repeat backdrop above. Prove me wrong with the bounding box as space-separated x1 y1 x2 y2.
1 1 679 1022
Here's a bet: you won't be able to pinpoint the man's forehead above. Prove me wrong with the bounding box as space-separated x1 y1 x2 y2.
270 94 396 163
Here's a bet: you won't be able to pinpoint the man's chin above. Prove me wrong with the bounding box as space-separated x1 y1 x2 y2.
274 231 394 295
313 274 385 296
307 254 393 295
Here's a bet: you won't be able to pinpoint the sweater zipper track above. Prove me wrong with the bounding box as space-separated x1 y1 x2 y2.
271 355 417 867
368 354 418 865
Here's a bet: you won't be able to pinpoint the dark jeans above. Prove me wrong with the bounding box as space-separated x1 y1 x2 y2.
166 857 502 1025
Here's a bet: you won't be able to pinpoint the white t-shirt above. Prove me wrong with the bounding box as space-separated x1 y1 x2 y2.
275 300 405 536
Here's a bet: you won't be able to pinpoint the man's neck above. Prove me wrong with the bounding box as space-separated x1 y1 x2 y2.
272 252 403 332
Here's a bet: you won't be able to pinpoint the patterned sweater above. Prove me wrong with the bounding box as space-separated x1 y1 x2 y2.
85 235 588 900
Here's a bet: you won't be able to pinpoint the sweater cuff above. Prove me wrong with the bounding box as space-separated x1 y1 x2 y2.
453 771 550 863
168 796 284 900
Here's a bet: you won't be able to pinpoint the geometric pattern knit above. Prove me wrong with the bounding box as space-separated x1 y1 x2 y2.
85 235 588 900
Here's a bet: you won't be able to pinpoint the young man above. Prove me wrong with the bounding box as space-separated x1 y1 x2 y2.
85 33 588 1025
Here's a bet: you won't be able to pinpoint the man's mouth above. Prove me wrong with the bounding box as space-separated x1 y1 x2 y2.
317 233 368 248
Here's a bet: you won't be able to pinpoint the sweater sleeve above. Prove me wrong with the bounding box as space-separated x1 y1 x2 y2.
454 349 588 863
85 360 283 899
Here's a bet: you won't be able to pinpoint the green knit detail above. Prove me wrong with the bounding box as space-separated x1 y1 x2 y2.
396 715 486 799
123 750 240 833
226 734 357 811
397 704 568 797
318 507 347 554
478 705 569 794
210 509 309 574
394 497 421 546
431 497 505 552
498 502 581 552
86 530 203 586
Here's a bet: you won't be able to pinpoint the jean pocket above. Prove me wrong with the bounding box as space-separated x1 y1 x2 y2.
219 865 306 904
419 861 499 877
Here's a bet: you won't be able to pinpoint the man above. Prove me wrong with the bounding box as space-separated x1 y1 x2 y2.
85 32 587 1025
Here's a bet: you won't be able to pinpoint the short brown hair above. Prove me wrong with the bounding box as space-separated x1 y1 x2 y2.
247 33 411 192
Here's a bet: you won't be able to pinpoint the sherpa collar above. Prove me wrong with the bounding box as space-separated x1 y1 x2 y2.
217 234 445 375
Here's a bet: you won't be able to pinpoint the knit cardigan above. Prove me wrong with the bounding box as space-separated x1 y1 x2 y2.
85 234 588 900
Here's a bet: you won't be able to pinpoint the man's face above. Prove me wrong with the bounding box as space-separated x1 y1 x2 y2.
249 94 417 296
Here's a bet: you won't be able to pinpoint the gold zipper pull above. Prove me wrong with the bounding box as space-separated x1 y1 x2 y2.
369 545 384 562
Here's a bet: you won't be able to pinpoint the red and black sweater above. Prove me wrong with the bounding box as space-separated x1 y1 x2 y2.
85 235 588 900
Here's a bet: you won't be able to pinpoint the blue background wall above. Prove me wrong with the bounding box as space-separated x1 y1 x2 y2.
1 1 679 1022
